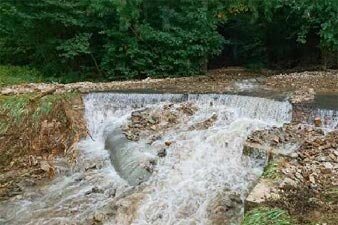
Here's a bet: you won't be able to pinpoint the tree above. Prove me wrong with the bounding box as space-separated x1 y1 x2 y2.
0 0 226 80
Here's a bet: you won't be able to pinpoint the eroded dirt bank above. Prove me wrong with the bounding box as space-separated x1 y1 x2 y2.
0 93 87 201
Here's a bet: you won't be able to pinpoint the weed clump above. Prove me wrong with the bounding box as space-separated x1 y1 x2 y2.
241 207 294 225
0 65 43 86
262 160 282 181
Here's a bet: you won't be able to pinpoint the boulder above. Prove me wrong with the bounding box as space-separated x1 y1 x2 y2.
245 179 279 212
208 190 243 225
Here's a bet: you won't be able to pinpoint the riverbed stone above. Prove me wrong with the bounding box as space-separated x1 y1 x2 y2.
208 190 243 225
157 148 167 157
244 179 279 212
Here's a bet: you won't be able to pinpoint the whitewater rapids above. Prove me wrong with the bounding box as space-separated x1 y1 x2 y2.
0 93 292 225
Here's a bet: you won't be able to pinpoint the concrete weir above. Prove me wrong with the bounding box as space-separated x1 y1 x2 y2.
104 125 155 186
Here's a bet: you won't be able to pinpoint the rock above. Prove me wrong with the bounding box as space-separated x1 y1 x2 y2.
208 190 243 225
279 177 298 188
164 141 172 146
93 211 106 222
157 148 167 158
189 113 218 130
85 164 97 171
294 172 303 181
245 179 278 212
290 88 316 104
309 174 316 183
272 135 280 143
131 109 146 117
148 118 157 124
323 162 333 169
289 152 298 158
314 117 322 127
40 161 52 172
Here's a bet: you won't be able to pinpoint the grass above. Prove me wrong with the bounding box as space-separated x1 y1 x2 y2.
31 94 76 127
0 64 107 86
0 65 44 86
0 95 30 134
322 187 338 204
0 92 81 168
262 160 282 180
0 92 78 134
242 207 295 225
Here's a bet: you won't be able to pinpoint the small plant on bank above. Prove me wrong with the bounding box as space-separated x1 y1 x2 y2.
262 160 282 181
241 207 294 225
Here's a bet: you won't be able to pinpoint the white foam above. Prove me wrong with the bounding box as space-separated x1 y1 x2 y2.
0 93 292 225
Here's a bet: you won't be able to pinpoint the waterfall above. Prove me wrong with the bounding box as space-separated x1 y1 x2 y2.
310 108 338 130
0 93 292 225
83 93 292 137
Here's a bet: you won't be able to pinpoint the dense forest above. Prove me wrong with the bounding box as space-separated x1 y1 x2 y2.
0 0 337 81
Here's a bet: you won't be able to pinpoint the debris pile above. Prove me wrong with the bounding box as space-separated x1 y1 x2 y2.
245 123 337 189
290 88 315 104
245 122 338 224
246 123 323 151
265 70 338 92
280 131 338 189
121 103 198 143
189 113 218 130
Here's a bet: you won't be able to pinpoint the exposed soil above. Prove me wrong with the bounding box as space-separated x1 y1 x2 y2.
0 93 87 200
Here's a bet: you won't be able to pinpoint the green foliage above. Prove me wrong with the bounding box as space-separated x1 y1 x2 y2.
0 0 226 80
220 0 338 68
0 95 30 133
0 92 78 133
262 161 281 180
56 33 92 60
101 0 227 79
0 0 337 79
0 65 43 86
241 207 294 225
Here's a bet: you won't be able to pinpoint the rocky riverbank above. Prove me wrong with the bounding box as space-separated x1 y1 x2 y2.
265 70 338 93
1 69 338 96
243 122 338 224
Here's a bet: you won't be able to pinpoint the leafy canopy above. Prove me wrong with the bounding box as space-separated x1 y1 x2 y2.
0 0 226 80
0 0 337 80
